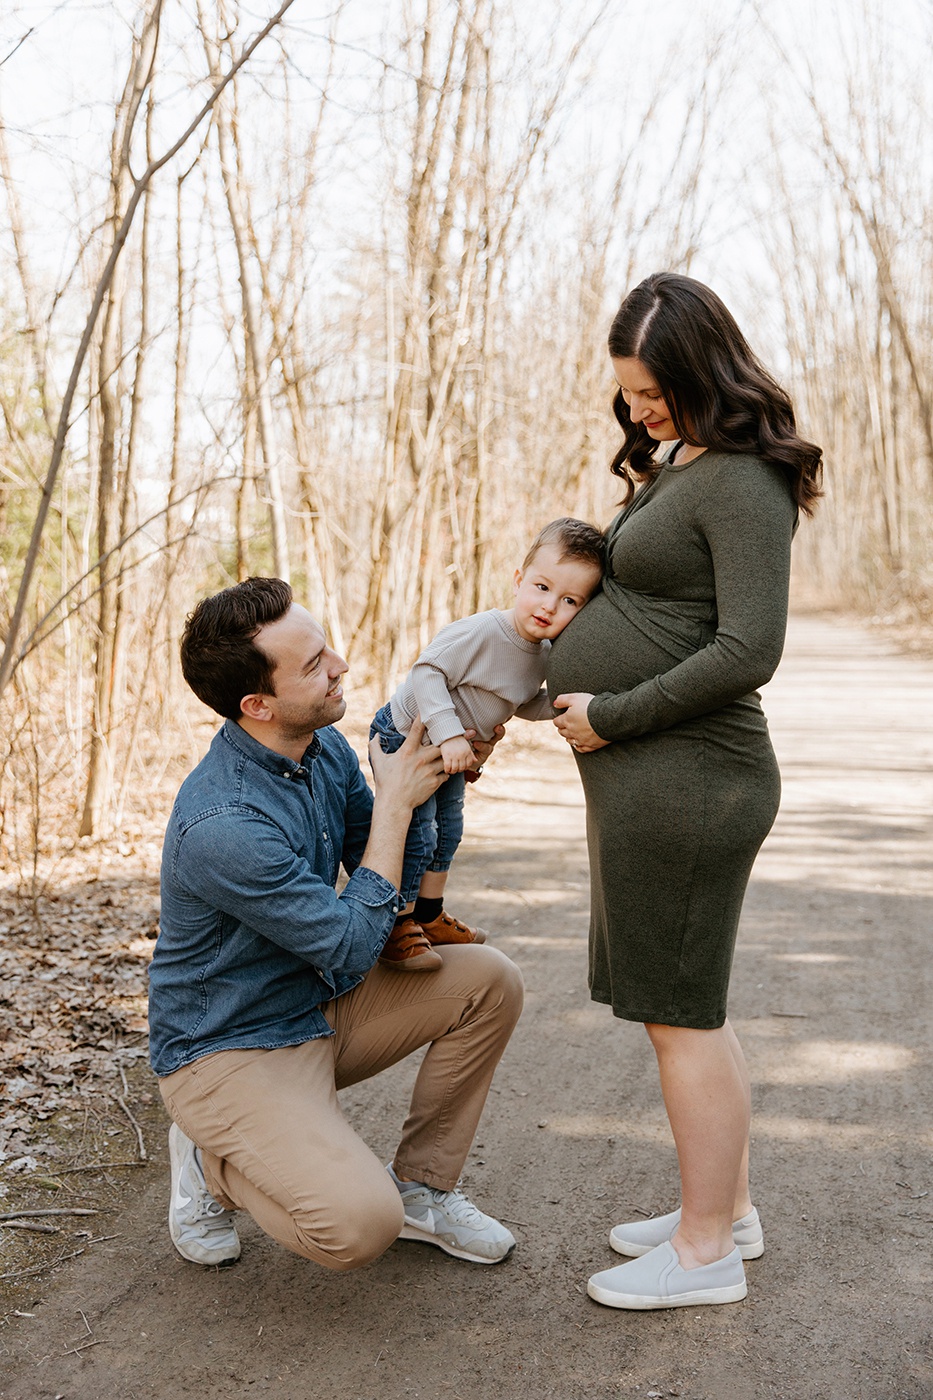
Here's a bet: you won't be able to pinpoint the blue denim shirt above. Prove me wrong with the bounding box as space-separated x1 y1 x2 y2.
149 719 400 1076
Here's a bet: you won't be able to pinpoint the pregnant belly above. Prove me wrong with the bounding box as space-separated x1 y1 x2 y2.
546 590 706 700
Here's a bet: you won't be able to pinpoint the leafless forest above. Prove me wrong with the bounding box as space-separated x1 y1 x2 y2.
1 0 931 853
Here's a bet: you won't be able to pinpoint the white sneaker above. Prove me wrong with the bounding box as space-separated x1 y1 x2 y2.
388 1165 515 1265
168 1123 240 1266
609 1206 764 1261
588 1240 747 1310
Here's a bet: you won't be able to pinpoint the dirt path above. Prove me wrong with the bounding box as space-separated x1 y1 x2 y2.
1 614 931 1400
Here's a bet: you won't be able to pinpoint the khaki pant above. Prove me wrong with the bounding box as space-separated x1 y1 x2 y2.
158 944 523 1271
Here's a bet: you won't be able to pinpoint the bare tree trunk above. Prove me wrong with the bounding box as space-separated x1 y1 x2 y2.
252 35 342 638
817 114 933 480
199 1 291 581
0 118 54 434
237 404 259 581
161 166 196 710
0 0 296 699
80 0 162 837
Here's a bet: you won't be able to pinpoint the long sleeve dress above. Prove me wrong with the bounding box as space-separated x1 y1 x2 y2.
546 450 796 1029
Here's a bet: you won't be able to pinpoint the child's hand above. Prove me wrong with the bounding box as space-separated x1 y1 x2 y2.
440 735 478 775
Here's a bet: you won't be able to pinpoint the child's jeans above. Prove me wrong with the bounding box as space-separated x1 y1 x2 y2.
370 702 466 906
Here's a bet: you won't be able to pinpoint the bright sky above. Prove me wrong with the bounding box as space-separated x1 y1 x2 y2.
1 0 928 397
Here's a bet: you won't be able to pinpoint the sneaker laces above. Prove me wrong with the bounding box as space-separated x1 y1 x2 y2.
426 1183 487 1227
202 1197 233 1221
190 1167 235 1230
195 1202 237 1242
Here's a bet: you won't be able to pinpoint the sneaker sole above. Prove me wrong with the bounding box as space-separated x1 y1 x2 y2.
397 1222 514 1265
379 954 443 971
586 1276 748 1309
425 930 487 946
610 1231 764 1262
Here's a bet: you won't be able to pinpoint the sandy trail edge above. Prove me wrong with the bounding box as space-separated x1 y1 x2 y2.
1 612 931 1400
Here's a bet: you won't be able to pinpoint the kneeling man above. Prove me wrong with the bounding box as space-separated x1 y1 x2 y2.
149 577 523 1270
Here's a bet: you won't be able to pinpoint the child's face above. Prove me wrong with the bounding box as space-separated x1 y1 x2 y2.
512 544 601 643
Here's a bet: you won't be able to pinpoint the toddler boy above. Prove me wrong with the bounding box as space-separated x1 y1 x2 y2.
371 517 605 970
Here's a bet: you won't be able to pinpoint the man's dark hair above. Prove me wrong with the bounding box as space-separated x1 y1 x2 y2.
180 577 293 719
521 517 606 575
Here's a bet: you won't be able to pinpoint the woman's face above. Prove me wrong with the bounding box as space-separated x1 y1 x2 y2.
612 356 678 443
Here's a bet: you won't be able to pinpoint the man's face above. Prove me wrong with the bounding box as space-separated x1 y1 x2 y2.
251 605 349 739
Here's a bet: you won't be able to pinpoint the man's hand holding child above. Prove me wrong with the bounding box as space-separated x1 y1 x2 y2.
369 720 446 813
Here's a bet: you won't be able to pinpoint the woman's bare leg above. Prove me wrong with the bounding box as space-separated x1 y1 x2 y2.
722 1018 753 1218
644 1021 749 1269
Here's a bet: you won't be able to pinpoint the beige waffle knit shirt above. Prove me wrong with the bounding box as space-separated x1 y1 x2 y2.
388 609 555 746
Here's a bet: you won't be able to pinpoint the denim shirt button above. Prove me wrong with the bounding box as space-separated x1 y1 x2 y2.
323 831 329 841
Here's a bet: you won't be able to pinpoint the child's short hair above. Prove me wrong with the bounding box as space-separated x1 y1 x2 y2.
522 517 605 574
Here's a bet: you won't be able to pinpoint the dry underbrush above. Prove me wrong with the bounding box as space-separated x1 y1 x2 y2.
0 807 169 1318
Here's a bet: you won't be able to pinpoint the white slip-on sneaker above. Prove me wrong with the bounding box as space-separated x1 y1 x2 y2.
168 1123 240 1266
588 1240 747 1310
610 1206 764 1261
388 1165 515 1265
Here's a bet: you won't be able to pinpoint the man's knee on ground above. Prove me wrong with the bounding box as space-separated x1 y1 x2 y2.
289 1184 404 1272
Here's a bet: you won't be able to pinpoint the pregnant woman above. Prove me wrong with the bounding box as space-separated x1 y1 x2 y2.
548 272 822 1310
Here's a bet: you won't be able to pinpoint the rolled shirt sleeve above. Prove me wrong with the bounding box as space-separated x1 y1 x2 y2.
172 810 398 978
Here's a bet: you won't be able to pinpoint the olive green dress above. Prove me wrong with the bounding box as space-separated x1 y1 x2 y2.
547 451 796 1029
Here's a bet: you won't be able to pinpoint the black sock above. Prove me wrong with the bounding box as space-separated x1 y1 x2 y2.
414 896 443 925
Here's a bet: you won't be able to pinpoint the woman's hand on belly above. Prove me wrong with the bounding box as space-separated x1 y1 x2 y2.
552 693 609 754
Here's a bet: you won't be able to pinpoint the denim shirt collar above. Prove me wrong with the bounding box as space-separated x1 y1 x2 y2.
221 717 323 779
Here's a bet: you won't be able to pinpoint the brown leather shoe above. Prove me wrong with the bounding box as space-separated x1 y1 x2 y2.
419 910 488 946
379 918 443 971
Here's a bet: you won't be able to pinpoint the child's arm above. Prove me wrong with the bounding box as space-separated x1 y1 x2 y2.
407 617 491 746
514 688 556 721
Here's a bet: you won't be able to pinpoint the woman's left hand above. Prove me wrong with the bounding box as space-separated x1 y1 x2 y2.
552 693 609 753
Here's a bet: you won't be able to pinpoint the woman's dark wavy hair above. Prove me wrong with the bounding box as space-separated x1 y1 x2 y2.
607 272 822 514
